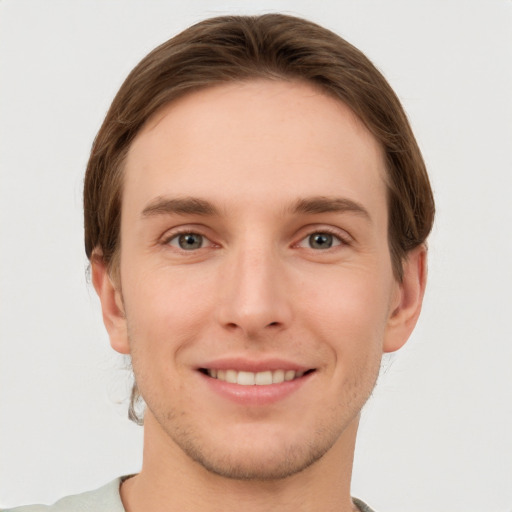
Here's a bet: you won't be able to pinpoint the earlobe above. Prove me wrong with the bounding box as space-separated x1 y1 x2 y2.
91 252 131 355
383 245 427 353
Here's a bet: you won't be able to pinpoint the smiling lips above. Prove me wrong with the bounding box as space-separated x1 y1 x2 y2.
199 365 315 405
205 368 307 386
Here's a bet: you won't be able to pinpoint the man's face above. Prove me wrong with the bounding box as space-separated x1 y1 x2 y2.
101 80 410 479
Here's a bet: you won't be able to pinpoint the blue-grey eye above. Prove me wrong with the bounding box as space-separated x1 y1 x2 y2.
297 232 342 250
169 233 204 250
309 233 334 249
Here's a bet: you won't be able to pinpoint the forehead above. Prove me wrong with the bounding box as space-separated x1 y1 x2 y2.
123 79 387 219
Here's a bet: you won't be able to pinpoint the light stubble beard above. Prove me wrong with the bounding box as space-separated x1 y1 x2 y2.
127 318 381 483
163 415 343 481
141 375 375 483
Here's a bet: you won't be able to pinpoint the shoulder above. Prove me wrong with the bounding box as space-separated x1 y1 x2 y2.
1 478 125 512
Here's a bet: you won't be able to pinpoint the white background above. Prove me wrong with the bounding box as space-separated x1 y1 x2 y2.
1 1 511 511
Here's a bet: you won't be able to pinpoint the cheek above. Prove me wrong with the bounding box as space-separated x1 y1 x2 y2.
121 264 216 353
302 268 392 339
121 269 213 405
293 273 386 417
297 266 392 389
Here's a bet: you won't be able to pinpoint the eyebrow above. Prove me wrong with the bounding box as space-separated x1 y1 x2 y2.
141 195 371 221
141 196 219 218
291 196 371 221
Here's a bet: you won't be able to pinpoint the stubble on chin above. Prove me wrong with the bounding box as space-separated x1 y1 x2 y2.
160 419 340 481
145 391 365 483
130 319 383 483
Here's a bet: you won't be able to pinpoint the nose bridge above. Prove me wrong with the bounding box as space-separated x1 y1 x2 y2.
216 236 292 335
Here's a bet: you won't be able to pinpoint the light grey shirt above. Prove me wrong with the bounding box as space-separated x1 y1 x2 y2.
2 477 376 512
1 479 124 512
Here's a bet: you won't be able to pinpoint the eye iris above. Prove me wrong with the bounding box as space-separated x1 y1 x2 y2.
178 233 203 250
309 233 333 249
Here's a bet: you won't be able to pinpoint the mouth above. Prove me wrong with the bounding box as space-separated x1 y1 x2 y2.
199 368 315 386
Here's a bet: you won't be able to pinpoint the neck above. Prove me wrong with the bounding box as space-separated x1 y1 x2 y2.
120 413 361 512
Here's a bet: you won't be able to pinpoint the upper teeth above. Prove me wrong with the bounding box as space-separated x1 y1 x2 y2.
207 369 304 385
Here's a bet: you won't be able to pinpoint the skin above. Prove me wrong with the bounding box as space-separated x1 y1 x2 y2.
93 80 426 512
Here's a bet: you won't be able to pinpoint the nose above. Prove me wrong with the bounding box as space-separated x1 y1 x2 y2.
215 244 293 338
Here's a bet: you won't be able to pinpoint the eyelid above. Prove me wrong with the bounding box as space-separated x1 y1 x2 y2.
159 224 352 250
161 226 217 249
294 225 352 249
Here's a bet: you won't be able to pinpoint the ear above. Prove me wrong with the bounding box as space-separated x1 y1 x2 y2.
91 252 131 355
383 245 427 353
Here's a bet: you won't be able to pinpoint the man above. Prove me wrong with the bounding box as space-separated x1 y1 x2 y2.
4 13 434 512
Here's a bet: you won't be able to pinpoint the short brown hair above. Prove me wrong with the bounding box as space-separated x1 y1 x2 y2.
83 14 435 422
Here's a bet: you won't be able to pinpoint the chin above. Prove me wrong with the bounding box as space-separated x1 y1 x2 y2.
162 418 345 481
183 440 329 481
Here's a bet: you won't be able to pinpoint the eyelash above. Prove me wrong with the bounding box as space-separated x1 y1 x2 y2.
163 230 216 251
295 227 350 250
162 227 350 252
